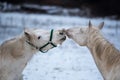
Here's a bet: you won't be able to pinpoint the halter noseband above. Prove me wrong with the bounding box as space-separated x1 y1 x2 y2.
26 29 57 53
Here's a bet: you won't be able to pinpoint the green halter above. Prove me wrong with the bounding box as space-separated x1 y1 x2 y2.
39 29 57 53
26 29 57 53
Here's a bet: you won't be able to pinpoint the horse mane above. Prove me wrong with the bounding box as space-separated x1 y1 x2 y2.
89 29 120 69
0 36 25 58
0 38 16 47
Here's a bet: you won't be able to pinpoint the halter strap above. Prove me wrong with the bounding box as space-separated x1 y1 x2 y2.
39 29 57 53
26 29 57 53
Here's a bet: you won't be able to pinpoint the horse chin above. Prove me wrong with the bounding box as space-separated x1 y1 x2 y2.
41 47 53 52
59 36 66 44
56 44 60 47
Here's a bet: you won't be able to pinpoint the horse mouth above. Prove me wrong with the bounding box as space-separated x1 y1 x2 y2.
60 36 66 41
63 29 72 38
65 31 72 38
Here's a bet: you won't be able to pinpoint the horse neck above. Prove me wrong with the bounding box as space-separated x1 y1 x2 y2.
14 35 38 63
87 31 106 54
1 35 36 60
19 35 37 58
86 31 120 78
87 31 105 63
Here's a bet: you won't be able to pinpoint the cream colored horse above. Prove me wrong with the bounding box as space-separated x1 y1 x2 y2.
66 21 120 80
0 28 66 80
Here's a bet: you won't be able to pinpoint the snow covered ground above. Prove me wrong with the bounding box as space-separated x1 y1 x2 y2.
0 12 120 80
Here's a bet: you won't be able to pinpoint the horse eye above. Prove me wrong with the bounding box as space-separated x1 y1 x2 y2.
59 32 64 35
38 36 41 39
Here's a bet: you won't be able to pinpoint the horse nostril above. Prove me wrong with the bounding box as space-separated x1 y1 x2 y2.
62 29 66 33
66 29 71 32
65 29 70 34
59 32 64 35
65 29 72 38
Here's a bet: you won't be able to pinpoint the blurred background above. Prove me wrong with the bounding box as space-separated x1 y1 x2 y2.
0 0 120 18
0 0 120 80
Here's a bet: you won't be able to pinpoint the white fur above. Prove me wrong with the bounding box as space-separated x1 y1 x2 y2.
0 28 66 80
66 21 120 80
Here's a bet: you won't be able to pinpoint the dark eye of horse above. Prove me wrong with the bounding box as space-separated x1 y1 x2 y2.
38 36 41 39
59 32 64 35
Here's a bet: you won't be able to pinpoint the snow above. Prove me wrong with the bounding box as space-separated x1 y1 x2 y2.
0 12 120 80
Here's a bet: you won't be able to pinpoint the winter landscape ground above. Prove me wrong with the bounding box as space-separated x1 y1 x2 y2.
0 12 120 80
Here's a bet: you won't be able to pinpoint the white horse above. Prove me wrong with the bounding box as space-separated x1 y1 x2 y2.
0 28 66 80
66 21 120 80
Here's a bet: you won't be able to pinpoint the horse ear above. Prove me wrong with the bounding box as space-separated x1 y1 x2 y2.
89 20 92 28
24 28 31 41
98 22 104 30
